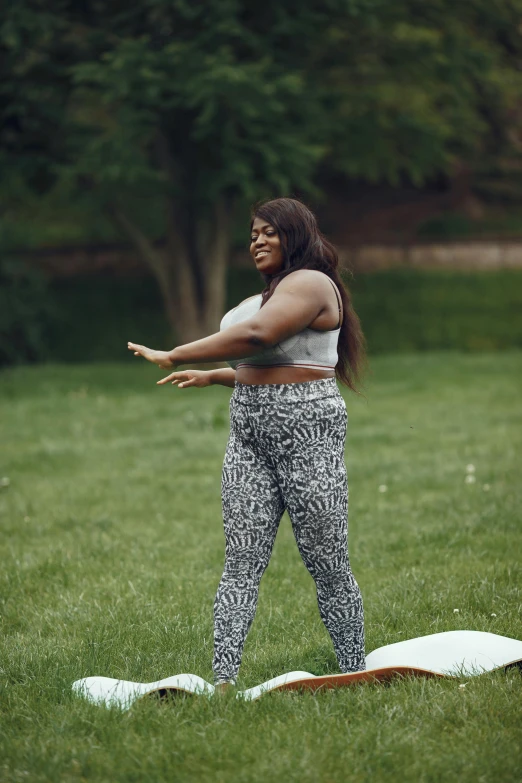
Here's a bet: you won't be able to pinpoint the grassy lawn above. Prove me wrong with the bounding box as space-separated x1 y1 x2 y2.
1 352 521 783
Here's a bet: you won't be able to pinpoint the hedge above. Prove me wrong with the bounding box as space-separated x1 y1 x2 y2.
3 268 521 365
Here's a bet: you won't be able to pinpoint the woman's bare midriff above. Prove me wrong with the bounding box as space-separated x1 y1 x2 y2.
235 366 336 385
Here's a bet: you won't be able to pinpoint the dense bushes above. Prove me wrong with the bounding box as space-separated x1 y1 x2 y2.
0 258 56 367
43 275 170 364
6 268 522 365
350 269 522 353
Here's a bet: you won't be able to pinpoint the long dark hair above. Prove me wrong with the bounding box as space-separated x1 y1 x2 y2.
251 197 366 394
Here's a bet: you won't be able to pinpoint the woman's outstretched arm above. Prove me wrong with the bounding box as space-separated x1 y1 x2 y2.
128 270 325 372
127 319 265 370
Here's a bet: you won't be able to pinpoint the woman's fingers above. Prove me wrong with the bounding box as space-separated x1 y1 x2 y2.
157 371 183 385
128 342 147 358
157 371 197 388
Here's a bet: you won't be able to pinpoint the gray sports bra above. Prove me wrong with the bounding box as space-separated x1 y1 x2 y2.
219 275 342 371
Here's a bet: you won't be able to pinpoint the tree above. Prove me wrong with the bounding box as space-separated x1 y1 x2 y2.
4 0 338 343
322 0 522 204
2 0 522 346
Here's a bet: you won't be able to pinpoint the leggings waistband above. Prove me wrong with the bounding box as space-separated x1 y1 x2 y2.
232 376 340 404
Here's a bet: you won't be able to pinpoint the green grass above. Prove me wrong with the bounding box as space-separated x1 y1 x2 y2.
1 352 521 783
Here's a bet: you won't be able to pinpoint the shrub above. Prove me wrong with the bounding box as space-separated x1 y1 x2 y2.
0 258 56 367
5 267 522 364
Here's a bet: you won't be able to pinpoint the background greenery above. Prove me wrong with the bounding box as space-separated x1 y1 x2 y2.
3 267 518 366
1 353 521 782
3 0 522 353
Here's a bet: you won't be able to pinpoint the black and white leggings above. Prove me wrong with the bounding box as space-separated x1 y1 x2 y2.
213 377 365 684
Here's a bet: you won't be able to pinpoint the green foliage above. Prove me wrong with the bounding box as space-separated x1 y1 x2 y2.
0 175 130 248
328 1 522 184
349 269 522 353
417 210 522 239
45 276 170 364
0 4 72 189
0 354 521 782
0 258 56 367
3 0 522 209
3 0 522 345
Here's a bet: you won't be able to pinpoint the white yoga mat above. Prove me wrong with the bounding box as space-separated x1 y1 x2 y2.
72 630 522 709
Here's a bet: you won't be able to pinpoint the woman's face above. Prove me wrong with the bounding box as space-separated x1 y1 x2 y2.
250 216 284 275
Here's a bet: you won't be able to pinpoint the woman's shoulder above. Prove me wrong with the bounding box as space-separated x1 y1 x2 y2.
280 269 339 293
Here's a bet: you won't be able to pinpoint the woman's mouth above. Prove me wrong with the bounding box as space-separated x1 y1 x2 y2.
255 251 270 259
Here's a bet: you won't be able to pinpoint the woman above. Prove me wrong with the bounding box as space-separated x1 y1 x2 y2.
128 197 366 690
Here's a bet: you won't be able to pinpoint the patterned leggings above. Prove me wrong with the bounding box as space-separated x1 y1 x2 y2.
213 377 365 684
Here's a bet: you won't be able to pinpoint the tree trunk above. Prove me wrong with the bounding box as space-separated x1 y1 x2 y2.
106 197 231 362
107 130 233 361
448 161 484 219
163 194 231 340
197 197 230 335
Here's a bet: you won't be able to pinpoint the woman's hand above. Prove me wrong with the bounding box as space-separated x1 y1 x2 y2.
127 342 174 369
156 369 213 389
